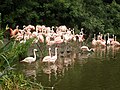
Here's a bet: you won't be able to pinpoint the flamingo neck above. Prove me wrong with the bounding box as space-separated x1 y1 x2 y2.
33 50 36 60
9 28 13 35
49 48 51 57
23 35 27 42
89 48 93 52
9 28 13 32
73 30 75 35
115 36 116 41
89 48 92 51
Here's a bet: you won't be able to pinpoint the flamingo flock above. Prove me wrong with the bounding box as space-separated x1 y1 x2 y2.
15 25 120 83
7 25 120 48
7 25 85 45
91 33 120 47
7 24 120 64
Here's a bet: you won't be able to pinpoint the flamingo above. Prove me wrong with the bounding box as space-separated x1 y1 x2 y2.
38 33 44 43
92 34 97 46
112 36 120 46
81 46 94 52
54 35 64 44
42 48 52 62
80 28 84 35
107 33 111 45
9 28 19 37
99 40 106 47
109 34 114 44
97 32 101 40
42 66 52 82
46 36 55 46
20 49 37 63
50 47 58 63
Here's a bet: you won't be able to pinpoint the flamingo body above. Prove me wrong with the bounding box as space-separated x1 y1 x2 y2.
42 56 51 62
21 49 37 63
9 28 19 36
42 48 51 62
50 47 58 63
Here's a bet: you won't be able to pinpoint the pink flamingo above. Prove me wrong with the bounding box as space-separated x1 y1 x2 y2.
92 34 97 46
54 35 64 44
111 36 120 46
38 33 44 43
46 36 55 46
100 40 106 47
9 28 19 37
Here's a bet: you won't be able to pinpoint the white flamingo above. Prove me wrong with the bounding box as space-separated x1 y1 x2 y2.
107 33 111 45
42 48 52 62
50 47 58 63
20 49 37 63
81 46 94 52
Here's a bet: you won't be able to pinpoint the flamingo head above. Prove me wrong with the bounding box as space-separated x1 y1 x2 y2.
34 49 37 52
49 48 51 51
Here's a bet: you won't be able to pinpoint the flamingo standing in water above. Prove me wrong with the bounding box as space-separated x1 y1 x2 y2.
81 46 94 52
111 36 120 46
20 49 37 63
50 47 58 63
92 34 97 46
42 48 52 62
107 33 111 45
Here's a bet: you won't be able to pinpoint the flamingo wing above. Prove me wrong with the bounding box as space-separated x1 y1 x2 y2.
42 56 51 62
50 56 57 63
21 57 34 63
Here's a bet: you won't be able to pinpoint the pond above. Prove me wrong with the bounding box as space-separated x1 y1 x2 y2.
16 43 120 90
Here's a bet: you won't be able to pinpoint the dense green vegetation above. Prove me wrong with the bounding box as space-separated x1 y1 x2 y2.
0 0 120 35
0 34 45 89
0 70 44 90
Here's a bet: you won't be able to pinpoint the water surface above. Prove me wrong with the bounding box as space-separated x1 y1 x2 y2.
16 45 120 90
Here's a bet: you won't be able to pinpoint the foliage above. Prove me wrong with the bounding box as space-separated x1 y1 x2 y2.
0 0 120 36
0 33 44 89
0 70 44 90
0 38 33 69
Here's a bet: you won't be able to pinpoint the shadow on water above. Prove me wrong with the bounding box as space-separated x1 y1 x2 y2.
16 44 120 90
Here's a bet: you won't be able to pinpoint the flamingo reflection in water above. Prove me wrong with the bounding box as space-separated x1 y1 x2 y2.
21 62 38 81
42 63 58 82
63 57 72 67
23 69 37 80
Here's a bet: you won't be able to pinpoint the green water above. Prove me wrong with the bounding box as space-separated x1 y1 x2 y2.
17 46 120 90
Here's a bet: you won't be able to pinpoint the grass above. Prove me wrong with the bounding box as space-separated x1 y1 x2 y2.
0 29 46 90
0 70 44 90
